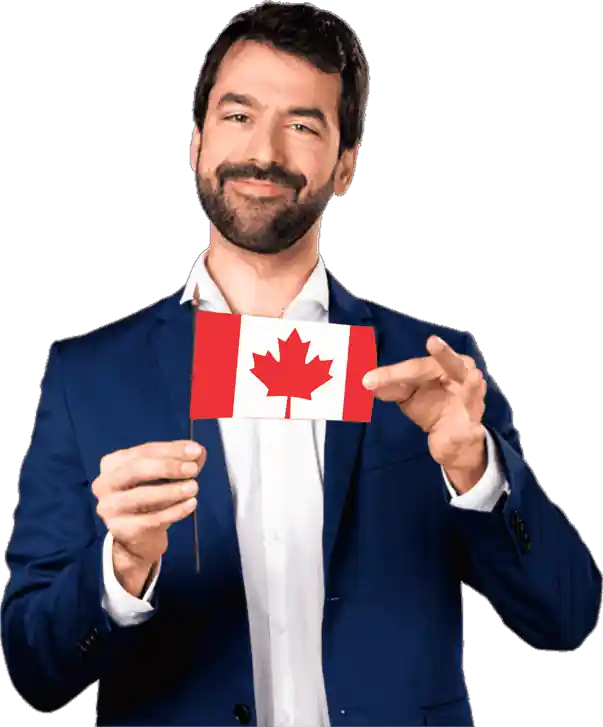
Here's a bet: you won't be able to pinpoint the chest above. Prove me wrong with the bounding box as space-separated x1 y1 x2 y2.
217 417 326 518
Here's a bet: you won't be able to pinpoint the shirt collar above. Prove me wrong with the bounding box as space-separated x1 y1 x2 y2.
179 247 329 315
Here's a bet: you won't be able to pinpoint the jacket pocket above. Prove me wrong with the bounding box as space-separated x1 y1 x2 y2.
421 695 473 726
359 438 430 470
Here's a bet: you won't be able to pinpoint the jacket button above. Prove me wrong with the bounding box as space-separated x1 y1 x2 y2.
233 703 251 725
510 511 525 533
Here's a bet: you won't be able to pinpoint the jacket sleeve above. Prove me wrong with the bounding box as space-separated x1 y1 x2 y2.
1 341 156 712
447 331 602 651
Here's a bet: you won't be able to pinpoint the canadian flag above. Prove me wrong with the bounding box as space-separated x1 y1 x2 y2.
190 311 376 421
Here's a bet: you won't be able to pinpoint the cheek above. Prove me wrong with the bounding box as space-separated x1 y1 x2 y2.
195 150 223 187
196 126 231 172
301 144 338 185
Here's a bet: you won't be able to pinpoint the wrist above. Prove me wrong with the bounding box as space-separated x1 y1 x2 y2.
446 461 486 494
445 431 488 494
112 541 156 598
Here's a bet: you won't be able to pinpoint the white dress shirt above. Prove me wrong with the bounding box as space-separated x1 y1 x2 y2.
101 249 509 727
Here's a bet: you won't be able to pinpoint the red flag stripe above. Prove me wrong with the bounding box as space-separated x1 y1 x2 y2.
190 311 241 419
342 325 376 422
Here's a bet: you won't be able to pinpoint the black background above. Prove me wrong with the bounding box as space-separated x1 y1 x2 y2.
1 3 603 727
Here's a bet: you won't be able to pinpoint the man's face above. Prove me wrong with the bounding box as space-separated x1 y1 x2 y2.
191 40 356 255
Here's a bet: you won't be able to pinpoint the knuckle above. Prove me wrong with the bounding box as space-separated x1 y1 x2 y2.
469 367 482 382
169 483 186 500
100 449 124 475
118 524 136 544
148 510 166 529
379 369 391 386
143 489 160 510
136 456 161 482
170 459 187 478
98 495 116 520
140 491 161 514
156 440 172 452
93 473 113 499
122 521 145 545
109 462 130 489
127 487 152 513
148 441 172 459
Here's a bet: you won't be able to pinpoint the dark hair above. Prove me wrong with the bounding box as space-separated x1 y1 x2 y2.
192 2 369 158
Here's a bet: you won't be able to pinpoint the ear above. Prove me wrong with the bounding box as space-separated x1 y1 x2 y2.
333 144 359 196
190 126 201 172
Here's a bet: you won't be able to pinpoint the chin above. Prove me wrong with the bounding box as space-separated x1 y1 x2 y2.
222 232 302 256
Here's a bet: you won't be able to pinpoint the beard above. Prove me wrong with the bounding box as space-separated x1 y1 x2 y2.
194 157 336 255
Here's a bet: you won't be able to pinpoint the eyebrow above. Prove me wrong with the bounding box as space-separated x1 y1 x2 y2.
216 92 328 129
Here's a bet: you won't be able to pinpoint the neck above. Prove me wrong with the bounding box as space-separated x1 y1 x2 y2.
204 225 321 317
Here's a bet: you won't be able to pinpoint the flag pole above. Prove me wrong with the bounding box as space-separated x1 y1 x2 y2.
190 282 201 573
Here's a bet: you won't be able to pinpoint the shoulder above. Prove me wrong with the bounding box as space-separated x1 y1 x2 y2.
52 286 184 363
363 296 471 358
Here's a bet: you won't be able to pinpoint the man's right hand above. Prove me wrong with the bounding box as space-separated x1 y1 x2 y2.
92 440 206 597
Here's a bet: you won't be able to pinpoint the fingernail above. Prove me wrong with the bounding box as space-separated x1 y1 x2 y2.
185 442 202 456
182 481 197 495
362 372 377 389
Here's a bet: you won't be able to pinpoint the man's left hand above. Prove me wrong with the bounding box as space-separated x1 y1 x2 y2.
362 335 487 493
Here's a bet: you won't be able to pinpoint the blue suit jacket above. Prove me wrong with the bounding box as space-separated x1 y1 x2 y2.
2 269 601 726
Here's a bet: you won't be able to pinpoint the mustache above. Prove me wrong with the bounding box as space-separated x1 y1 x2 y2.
217 162 306 194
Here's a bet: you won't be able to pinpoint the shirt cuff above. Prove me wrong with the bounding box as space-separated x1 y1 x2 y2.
442 427 510 512
100 530 161 627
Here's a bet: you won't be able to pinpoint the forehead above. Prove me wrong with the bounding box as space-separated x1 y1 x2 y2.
209 40 341 117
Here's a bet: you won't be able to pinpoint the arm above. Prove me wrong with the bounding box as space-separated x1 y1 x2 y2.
446 332 601 651
1 342 155 712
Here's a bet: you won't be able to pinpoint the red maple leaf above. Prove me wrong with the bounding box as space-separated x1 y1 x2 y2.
250 328 334 419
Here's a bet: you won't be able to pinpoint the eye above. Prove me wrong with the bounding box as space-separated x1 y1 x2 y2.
291 123 318 135
223 114 249 123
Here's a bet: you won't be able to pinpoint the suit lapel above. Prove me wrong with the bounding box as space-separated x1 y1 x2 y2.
322 271 376 590
148 271 378 589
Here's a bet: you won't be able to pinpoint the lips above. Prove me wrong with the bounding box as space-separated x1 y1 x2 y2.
228 178 286 196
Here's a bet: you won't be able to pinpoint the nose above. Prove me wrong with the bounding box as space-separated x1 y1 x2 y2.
243 119 285 170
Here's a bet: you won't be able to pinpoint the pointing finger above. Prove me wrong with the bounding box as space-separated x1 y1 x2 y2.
426 336 473 384
362 357 441 391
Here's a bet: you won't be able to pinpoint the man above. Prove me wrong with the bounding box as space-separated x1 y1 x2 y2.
1 3 600 726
